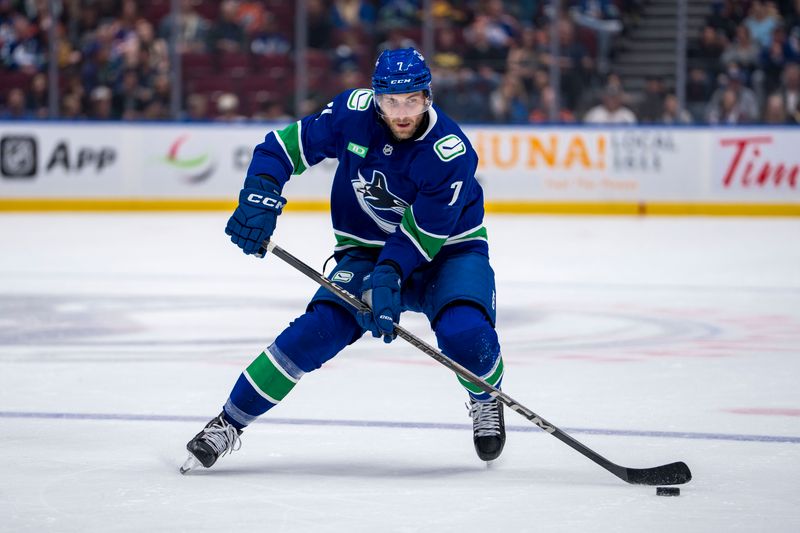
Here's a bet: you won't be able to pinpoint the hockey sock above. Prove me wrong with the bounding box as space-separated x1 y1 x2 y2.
434 304 503 402
223 343 304 429
223 302 360 429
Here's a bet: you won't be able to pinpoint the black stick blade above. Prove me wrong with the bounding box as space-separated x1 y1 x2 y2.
624 461 692 485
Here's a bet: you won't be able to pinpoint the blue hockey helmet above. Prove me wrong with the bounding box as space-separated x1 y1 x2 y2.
371 48 432 96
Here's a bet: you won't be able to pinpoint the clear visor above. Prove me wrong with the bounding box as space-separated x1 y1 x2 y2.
375 93 432 118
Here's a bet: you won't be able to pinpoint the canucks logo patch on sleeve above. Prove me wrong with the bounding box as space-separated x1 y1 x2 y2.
434 134 466 162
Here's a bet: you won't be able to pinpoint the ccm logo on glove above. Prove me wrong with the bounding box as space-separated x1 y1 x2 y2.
246 193 285 210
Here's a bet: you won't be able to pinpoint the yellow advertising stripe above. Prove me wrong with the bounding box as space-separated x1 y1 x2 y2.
644 202 800 217
0 198 798 216
484 201 800 217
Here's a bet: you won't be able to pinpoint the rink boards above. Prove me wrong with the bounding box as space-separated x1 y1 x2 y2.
0 122 798 215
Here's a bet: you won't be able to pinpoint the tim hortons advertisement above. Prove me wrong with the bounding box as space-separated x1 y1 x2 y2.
711 130 800 199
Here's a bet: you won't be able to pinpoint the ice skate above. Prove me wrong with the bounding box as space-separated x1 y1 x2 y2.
180 412 242 474
468 398 505 462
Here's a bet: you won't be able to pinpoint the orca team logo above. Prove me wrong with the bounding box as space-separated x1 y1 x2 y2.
1 136 37 178
162 134 216 183
352 169 409 233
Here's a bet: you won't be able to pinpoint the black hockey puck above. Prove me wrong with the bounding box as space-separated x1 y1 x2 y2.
656 487 680 496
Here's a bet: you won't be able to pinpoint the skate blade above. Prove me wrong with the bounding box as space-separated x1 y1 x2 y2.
180 454 202 474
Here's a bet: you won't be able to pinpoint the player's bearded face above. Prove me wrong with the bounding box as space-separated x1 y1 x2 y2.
376 91 430 140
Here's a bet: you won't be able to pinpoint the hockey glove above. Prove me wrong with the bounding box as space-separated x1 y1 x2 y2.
357 263 402 343
225 175 287 255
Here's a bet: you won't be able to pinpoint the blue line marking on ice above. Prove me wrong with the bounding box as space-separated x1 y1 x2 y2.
2 410 799 444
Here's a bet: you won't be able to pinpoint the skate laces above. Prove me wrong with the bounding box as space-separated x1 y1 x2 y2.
468 400 501 437
202 417 242 457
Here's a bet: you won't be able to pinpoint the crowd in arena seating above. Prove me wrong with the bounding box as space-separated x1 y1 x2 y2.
0 0 798 124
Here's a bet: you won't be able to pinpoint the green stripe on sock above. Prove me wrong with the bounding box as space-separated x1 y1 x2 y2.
276 121 307 175
458 356 504 394
245 352 298 403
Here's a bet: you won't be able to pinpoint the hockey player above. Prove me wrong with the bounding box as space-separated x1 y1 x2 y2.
181 48 505 473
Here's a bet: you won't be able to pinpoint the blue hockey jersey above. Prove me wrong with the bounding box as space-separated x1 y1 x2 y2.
246 88 489 280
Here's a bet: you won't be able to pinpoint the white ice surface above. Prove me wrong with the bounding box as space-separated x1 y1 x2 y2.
1 213 799 532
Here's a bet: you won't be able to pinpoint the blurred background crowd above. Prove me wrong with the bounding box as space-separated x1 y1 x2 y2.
1 0 799 124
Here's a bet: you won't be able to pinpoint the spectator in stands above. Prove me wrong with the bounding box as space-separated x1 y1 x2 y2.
489 73 530 123
483 0 521 45
659 92 692 124
141 100 167 120
117 0 142 42
430 25 463 71
377 26 419 53
113 68 145 119
251 92 292 122
25 72 48 117
707 66 759 123
745 0 779 49
134 18 169 76
3 13 44 72
149 73 172 109
464 15 510 73
706 0 742 40
762 92 790 123
430 0 469 27
0 87 32 119
184 92 209 121
215 92 246 122
784 0 800 33
758 25 800 95
505 25 543 93
689 25 725 83
60 93 85 119
539 18 593 110
434 67 495 123
570 0 623 74
158 0 210 54
707 87 750 123
583 84 637 123
529 86 576 123
88 85 113 120
776 62 800 121
721 24 761 75
80 29 123 95
637 75 666 123
249 12 290 56
331 0 376 32
685 67 713 120
376 0 420 34
307 0 333 50
208 0 246 54
235 1 268 36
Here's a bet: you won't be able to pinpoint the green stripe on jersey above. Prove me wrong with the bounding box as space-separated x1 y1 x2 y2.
445 225 488 245
276 121 307 175
334 232 385 250
245 351 298 403
400 209 447 261
458 356 504 394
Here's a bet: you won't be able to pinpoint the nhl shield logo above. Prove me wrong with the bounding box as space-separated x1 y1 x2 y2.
383 144 393 156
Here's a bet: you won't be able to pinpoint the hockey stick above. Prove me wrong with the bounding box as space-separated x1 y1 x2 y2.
259 240 692 486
